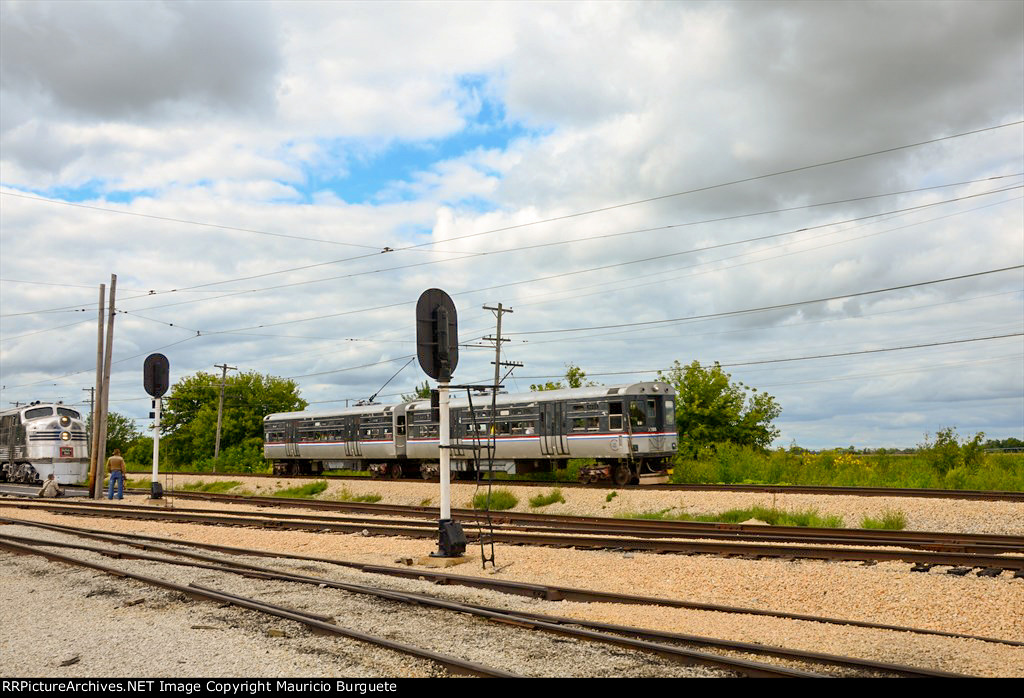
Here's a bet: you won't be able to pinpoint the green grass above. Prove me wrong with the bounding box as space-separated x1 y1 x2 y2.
326 487 382 503
528 489 565 508
619 505 845 528
271 481 329 498
669 443 1024 491
859 509 908 530
179 480 242 494
471 489 519 511
605 491 618 503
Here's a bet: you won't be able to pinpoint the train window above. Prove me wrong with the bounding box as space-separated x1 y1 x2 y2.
608 402 623 431
396 416 406 436
57 408 81 419
629 402 645 428
572 417 600 431
25 407 53 420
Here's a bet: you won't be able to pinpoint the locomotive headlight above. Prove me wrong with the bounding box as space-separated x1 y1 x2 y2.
60 431 71 441
60 415 71 427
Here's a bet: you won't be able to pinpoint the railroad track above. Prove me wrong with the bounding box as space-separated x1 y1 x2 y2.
6 515 1020 650
6 497 1024 574
0 518 980 678
8 495 1024 554
110 473 1024 502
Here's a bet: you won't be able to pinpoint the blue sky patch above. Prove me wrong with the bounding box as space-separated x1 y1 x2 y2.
297 75 540 205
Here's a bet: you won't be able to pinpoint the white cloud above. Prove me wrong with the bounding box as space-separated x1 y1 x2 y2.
1 0 1021 447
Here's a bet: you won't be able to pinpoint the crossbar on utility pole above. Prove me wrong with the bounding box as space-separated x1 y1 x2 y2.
213 363 237 471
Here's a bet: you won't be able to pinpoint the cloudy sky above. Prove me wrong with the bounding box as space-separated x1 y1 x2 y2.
1 0 1021 449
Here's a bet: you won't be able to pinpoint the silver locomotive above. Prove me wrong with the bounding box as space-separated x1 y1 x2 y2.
265 381 677 485
0 402 90 484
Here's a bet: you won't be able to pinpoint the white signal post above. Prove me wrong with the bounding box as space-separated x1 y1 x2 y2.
151 398 161 486
439 381 451 520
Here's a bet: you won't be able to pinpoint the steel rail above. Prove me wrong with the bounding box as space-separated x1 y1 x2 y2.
3 515 1020 649
0 531 897 678
10 496 1022 553
8 500 1024 571
0 536 517 678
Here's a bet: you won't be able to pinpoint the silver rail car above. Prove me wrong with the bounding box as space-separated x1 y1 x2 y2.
0 402 90 484
264 382 677 485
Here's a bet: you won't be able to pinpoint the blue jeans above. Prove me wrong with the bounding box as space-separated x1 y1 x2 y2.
108 471 124 499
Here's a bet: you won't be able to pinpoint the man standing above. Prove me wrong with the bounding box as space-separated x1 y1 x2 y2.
106 448 126 500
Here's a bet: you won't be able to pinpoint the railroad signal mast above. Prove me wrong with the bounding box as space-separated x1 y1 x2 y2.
416 289 466 558
143 353 170 500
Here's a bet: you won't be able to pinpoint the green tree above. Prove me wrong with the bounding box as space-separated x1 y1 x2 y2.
658 360 782 454
531 363 599 391
402 380 432 402
162 371 306 468
919 427 986 475
87 411 142 458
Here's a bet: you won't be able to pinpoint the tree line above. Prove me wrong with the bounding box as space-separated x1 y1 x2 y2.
102 361 1012 473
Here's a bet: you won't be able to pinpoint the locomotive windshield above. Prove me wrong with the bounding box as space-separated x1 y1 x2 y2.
24 406 53 420
57 407 80 419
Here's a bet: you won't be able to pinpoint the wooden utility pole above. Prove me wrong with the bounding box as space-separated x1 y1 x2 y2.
483 303 513 395
89 283 105 498
94 275 116 498
213 363 237 470
82 386 95 457
482 302 521 452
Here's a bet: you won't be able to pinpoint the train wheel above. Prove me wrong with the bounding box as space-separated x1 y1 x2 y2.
388 463 402 479
612 464 633 487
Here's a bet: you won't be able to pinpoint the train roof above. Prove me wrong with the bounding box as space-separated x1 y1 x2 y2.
264 381 673 422
0 401 79 418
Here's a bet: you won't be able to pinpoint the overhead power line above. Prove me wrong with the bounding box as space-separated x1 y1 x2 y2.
95 185 1023 334
513 333 1024 380
506 266 1024 336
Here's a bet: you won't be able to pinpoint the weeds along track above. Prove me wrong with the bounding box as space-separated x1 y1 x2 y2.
0 518 982 678
5 497 1024 574
115 474 1024 502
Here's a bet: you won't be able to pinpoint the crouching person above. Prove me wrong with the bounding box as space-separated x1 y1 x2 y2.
38 473 64 498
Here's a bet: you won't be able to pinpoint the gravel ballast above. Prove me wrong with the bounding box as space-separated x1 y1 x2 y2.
1 478 1022 678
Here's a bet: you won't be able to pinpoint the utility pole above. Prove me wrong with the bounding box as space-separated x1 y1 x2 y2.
482 302 522 456
96 276 116 498
213 363 237 470
89 282 105 499
482 302 522 393
82 386 95 456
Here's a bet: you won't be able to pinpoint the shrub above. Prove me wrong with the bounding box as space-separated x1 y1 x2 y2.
472 489 518 511
860 509 907 530
528 489 565 508
618 505 844 528
272 481 328 498
327 487 382 503
180 480 242 494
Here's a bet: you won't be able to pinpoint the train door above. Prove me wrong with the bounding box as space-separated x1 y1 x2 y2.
284 421 299 457
393 409 408 457
539 402 568 456
344 416 362 457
